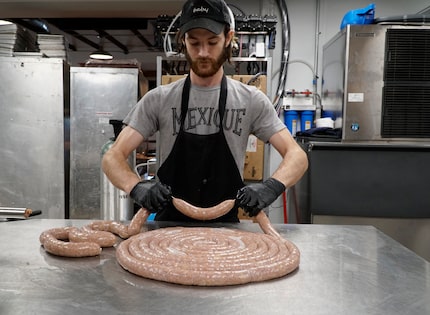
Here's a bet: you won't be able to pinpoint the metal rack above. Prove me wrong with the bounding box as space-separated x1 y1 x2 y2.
156 56 273 98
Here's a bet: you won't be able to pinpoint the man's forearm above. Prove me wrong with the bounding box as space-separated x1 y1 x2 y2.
102 148 141 194
271 146 308 189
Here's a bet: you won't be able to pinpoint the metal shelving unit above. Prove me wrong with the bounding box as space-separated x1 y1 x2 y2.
156 56 272 98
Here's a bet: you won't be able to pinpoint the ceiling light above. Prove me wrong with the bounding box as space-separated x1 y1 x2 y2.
89 50 113 60
90 35 113 60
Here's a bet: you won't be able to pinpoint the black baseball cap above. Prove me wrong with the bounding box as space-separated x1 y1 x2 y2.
179 0 231 35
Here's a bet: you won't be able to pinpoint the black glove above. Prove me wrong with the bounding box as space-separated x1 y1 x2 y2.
129 181 172 213
236 178 285 217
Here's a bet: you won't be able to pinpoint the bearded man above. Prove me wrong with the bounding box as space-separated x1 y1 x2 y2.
102 0 308 222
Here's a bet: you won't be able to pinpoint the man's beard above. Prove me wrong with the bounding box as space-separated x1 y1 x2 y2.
185 48 228 78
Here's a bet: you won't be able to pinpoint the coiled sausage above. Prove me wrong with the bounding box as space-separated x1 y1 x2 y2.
39 208 150 257
40 198 300 286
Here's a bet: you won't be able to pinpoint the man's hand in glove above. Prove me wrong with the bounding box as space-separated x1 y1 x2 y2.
129 181 172 213
236 178 286 217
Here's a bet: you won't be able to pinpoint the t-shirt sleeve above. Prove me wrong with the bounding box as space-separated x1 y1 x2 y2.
123 87 162 139
248 88 286 142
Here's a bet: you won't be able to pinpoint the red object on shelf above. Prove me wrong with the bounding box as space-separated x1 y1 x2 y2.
283 191 288 224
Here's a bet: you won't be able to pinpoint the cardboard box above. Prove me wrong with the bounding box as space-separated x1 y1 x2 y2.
232 75 266 181
162 74 267 94
161 74 187 85
243 135 264 181
231 74 267 94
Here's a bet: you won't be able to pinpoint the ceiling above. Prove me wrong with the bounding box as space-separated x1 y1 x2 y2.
12 17 171 54
0 1 183 18
0 0 185 76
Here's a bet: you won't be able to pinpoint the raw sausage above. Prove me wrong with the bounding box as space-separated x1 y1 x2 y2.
40 199 300 286
117 199 300 286
255 210 282 239
127 208 150 235
39 208 150 257
68 226 117 247
172 197 280 239
116 225 300 286
87 221 130 239
172 197 235 220
39 227 101 258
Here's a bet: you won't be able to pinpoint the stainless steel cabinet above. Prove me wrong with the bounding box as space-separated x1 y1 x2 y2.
69 67 138 219
0 57 69 218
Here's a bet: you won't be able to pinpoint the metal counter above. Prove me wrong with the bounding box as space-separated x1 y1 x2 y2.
1 219 429 315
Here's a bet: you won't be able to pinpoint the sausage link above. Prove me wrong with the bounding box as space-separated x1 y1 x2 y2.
172 197 235 220
40 209 151 257
255 211 282 239
69 226 117 247
87 221 130 239
127 208 150 236
39 227 101 257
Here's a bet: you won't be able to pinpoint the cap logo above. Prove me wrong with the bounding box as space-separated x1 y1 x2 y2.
193 6 209 14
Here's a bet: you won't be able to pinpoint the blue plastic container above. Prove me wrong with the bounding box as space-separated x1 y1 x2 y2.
147 213 156 221
284 110 298 134
301 111 314 131
322 110 336 120
340 3 375 30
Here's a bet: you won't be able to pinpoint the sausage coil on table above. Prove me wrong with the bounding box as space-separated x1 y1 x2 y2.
40 198 300 285
39 208 149 257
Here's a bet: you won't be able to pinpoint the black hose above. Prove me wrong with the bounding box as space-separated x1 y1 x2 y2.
274 0 291 114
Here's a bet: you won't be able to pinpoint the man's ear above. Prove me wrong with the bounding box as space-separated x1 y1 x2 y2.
225 30 234 47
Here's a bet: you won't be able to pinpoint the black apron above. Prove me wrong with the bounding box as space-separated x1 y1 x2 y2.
156 75 244 222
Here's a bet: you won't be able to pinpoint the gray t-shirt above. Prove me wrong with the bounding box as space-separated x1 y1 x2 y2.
124 76 285 177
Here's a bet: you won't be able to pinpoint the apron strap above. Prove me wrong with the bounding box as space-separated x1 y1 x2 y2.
218 75 227 127
180 75 191 129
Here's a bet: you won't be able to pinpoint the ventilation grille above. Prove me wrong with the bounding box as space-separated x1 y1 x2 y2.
382 29 430 138
382 86 430 137
384 29 430 82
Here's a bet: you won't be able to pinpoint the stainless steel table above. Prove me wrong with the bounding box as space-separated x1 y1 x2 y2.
1 219 429 315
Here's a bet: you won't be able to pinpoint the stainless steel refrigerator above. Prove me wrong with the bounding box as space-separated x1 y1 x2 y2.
0 57 69 219
69 67 139 219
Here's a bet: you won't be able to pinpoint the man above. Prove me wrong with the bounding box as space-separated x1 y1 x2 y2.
102 0 308 222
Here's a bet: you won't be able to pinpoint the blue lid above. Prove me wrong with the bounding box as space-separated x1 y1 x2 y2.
340 3 375 30
284 110 298 116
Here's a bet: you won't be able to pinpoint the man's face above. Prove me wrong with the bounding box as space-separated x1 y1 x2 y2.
184 28 229 78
